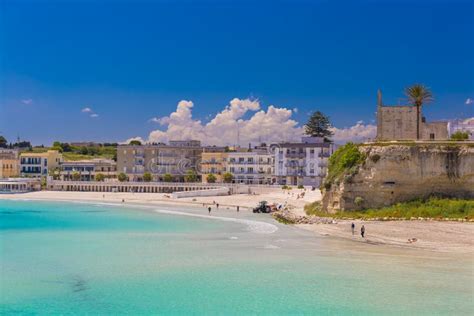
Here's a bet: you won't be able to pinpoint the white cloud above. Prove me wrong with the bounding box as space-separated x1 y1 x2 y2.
330 121 377 144
82 107 93 113
149 116 171 126
123 136 146 145
466 98 473 105
90 113 99 118
129 98 377 146
293 107 298 113
21 99 33 105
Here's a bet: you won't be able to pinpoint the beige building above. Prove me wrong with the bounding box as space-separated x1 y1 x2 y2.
20 150 63 178
60 158 117 181
200 147 228 183
117 141 202 182
0 149 20 179
376 90 448 141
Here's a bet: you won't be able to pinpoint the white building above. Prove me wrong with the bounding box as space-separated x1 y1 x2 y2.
225 149 274 184
447 118 474 140
274 137 336 187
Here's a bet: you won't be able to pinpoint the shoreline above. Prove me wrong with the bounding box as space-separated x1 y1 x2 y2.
1 191 473 254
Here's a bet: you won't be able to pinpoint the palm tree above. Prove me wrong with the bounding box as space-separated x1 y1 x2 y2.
404 84 434 140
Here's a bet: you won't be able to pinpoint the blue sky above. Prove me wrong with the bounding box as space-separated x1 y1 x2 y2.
1 0 473 145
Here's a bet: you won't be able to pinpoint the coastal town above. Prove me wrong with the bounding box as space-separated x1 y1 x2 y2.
1 91 473 256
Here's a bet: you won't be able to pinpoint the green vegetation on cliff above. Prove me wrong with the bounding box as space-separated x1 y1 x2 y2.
305 198 474 220
323 142 365 189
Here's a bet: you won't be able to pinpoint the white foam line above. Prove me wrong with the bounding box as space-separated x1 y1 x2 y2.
153 209 278 234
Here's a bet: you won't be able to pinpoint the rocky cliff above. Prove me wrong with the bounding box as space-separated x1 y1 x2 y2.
321 143 474 212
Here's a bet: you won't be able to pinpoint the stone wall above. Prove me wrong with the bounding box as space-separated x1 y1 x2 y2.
322 144 474 212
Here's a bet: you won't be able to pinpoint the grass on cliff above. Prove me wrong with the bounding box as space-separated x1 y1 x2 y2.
305 198 474 220
323 142 366 190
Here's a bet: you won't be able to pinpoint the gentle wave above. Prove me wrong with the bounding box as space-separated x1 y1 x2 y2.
153 209 278 234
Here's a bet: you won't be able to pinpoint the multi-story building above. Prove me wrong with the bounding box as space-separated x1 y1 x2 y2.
20 150 63 178
0 149 20 179
226 148 274 184
447 118 474 140
117 141 202 182
274 137 335 187
200 147 227 183
60 158 117 181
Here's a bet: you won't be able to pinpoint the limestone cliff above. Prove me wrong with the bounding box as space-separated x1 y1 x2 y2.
321 143 474 212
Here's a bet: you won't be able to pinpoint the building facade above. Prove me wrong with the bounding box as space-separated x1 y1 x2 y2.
376 90 448 141
20 150 63 178
200 147 228 183
0 149 20 179
60 159 117 181
447 118 474 140
225 149 274 184
117 141 203 182
274 137 335 187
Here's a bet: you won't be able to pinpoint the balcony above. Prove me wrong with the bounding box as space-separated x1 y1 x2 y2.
286 152 306 158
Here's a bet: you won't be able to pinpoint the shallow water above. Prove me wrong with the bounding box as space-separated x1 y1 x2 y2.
0 200 472 315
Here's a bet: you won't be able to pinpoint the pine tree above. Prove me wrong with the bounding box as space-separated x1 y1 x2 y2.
304 111 333 140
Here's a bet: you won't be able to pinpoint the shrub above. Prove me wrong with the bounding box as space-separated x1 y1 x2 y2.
282 185 289 190
451 131 470 141
184 169 198 182
206 173 217 183
143 172 152 182
370 154 381 163
325 142 365 187
354 196 364 207
223 172 233 183
163 173 173 182
118 172 128 182
297 185 304 189
95 173 105 181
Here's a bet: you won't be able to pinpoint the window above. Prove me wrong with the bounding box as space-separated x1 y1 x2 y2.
310 149 314 154
248 167 254 173
430 133 435 140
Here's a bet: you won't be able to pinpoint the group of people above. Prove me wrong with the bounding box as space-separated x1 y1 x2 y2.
351 222 365 238
205 201 240 214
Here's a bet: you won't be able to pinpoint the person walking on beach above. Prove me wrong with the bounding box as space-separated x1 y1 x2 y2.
216 203 219 209
361 225 365 238
237 206 239 212
208 206 211 215
351 222 355 235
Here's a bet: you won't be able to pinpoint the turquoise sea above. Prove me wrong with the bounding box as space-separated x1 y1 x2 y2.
0 200 472 315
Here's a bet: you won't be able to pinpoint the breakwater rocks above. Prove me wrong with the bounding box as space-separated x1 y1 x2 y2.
272 210 474 224
272 210 337 225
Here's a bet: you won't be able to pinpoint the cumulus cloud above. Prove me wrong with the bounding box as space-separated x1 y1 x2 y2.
81 107 93 113
149 116 171 126
123 136 146 145
130 98 377 146
21 99 33 105
466 98 473 105
330 121 377 144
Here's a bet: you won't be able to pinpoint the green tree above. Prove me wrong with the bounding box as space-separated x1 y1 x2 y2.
206 173 217 183
143 172 153 182
129 140 142 146
184 169 198 182
50 167 61 180
163 173 173 182
0 136 8 148
450 131 469 141
72 171 81 181
223 172 233 183
304 111 333 140
118 172 128 182
95 173 105 181
405 84 434 140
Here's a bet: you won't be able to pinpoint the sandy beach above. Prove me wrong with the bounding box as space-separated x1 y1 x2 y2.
1 190 472 254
